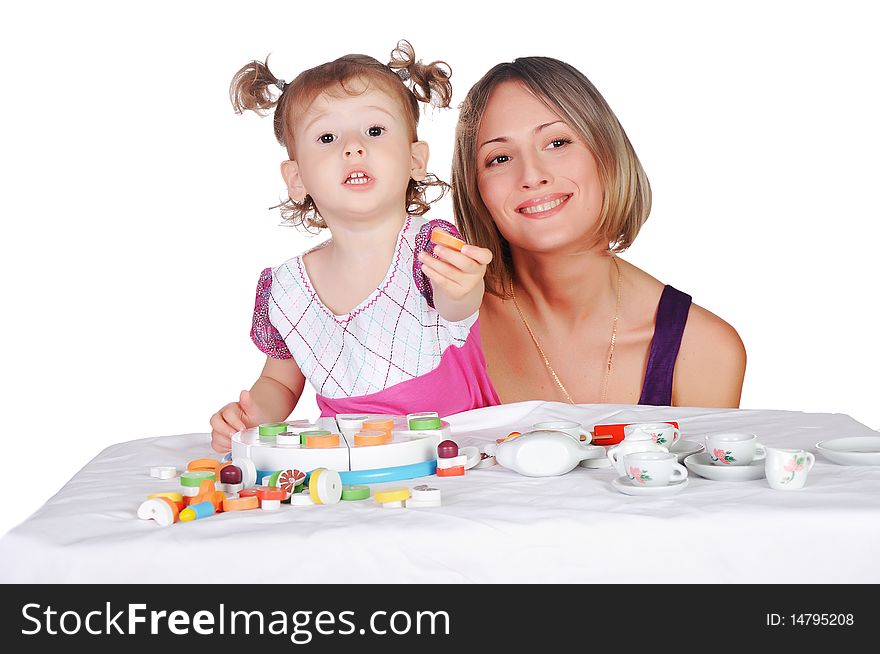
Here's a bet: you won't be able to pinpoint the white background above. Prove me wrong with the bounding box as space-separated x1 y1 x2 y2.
1 0 877 538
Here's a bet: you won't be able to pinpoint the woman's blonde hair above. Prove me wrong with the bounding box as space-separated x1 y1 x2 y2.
230 40 452 230
452 57 651 297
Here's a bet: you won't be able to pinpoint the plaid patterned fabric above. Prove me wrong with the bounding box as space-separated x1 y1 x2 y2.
251 216 477 399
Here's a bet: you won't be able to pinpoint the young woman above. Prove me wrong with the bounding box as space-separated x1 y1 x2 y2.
452 57 746 407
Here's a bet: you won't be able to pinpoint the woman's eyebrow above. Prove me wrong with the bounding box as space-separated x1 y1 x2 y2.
478 121 566 150
536 120 565 132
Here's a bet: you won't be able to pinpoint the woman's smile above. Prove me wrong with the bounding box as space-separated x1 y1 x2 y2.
516 193 571 218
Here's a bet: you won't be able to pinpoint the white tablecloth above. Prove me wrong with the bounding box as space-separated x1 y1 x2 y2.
1 402 878 583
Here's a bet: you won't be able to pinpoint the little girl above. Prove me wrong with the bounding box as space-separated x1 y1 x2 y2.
211 41 499 452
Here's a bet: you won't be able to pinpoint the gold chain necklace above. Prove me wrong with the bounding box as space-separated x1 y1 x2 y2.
510 256 621 404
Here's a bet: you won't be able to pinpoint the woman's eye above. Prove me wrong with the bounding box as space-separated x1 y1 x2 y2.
319 133 336 144
367 126 385 137
487 154 511 167
546 138 572 149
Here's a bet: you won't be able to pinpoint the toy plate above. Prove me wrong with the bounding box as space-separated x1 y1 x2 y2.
815 436 880 466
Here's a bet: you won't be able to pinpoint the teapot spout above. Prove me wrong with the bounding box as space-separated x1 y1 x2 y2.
577 444 606 462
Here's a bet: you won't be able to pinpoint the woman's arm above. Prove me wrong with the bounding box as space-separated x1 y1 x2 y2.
672 304 747 408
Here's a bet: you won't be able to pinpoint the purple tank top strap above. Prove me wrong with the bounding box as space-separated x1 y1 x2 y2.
638 285 692 406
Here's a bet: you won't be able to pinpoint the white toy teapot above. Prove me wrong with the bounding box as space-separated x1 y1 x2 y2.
494 429 605 477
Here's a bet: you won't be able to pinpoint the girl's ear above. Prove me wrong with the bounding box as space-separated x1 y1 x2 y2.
409 141 430 182
280 160 307 202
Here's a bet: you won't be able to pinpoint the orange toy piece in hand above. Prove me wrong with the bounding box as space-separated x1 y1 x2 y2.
430 227 466 252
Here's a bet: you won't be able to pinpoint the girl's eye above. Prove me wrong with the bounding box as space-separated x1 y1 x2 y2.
367 126 385 137
487 154 511 167
319 133 336 144
546 138 572 149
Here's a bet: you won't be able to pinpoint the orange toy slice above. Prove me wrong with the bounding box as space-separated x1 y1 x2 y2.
430 228 466 252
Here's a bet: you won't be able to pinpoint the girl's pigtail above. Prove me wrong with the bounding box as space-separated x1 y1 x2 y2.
229 57 287 116
388 40 452 109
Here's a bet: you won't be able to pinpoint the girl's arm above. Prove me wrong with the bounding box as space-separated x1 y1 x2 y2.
418 244 494 322
249 356 306 421
210 357 306 452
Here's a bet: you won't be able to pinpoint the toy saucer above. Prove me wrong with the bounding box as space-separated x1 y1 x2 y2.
611 476 689 496
684 452 765 481
459 446 482 470
669 439 705 463
816 436 880 466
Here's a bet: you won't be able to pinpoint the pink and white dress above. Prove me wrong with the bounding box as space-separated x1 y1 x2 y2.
250 215 500 418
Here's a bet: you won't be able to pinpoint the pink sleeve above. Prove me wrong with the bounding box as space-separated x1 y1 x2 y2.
250 267 292 360
412 219 463 308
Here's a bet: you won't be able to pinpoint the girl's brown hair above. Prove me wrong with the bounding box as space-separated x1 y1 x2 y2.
452 57 652 297
230 40 452 230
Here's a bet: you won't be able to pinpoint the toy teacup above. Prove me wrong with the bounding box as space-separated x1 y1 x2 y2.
607 430 669 476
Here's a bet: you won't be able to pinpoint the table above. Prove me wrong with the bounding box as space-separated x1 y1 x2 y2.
1 401 878 583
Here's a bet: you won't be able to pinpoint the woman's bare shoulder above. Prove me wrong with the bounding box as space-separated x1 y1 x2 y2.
673 302 747 408
620 261 745 407
683 303 746 355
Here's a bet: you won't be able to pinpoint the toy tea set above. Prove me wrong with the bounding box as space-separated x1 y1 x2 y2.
139 410 880 525
488 418 852 496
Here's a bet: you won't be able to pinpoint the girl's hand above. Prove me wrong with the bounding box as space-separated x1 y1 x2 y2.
209 389 264 453
418 243 493 302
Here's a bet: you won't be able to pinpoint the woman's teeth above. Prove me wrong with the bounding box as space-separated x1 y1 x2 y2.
520 196 566 214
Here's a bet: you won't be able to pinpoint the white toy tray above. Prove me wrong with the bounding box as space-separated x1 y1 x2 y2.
231 414 451 483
